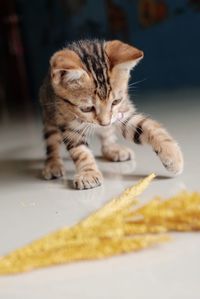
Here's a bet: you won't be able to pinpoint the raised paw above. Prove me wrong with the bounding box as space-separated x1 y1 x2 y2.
157 142 184 175
42 160 65 180
74 170 103 190
102 144 134 162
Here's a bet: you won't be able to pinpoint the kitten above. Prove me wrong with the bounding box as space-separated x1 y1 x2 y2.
39 39 183 190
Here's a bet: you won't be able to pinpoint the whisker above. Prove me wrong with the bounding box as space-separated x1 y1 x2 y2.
88 124 95 139
85 125 92 141
63 123 87 146
128 78 147 87
117 118 144 136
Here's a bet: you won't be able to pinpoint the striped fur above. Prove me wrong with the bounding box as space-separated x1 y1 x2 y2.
119 112 183 174
40 39 183 189
42 126 64 180
69 40 112 100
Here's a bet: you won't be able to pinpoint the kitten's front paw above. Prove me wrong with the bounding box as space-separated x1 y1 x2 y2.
42 160 65 180
74 170 103 190
102 144 134 162
158 143 184 175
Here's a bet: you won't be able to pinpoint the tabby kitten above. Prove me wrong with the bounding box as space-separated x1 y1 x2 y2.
40 39 183 190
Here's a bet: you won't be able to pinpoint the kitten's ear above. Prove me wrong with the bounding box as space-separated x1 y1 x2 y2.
105 40 144 71
50 49 86 85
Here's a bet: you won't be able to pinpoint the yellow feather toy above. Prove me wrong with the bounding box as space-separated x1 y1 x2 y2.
0 173 200 275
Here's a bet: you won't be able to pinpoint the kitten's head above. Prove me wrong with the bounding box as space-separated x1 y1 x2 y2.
50 40 143 126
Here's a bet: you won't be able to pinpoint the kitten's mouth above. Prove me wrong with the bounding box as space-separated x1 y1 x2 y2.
99 123 111 127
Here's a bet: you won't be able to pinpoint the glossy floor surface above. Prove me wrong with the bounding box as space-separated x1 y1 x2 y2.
0 89 200 299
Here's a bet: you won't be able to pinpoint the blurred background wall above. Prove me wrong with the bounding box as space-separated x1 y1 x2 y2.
0 0 200 121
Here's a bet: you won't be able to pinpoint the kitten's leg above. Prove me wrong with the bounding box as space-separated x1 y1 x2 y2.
61 126 102 190
42 125 65 179
99 126 134 162
119 112 183 174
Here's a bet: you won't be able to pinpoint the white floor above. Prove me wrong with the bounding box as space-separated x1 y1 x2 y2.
0 88 200 299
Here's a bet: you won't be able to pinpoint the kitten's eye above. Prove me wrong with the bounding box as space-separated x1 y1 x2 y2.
112 98 122 106
80 106 95 113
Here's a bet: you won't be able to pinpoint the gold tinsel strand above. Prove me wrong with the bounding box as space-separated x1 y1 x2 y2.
0 173 200 275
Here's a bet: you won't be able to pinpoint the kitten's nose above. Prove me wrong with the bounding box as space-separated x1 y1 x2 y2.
97 110 111 126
